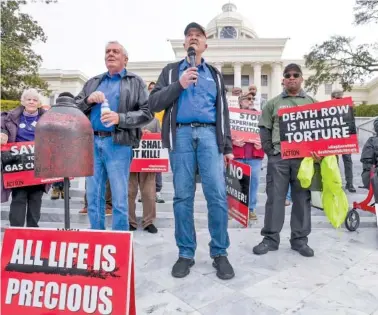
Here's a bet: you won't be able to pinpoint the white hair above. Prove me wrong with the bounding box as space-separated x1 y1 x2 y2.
20 88 42 106
105 41 128 57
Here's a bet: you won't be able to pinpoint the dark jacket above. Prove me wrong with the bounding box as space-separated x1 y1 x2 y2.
75 70 153 148
148 61 232 154
360 118 378 188
1 106 50 202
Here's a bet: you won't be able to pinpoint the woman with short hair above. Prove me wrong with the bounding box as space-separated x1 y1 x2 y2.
1 88 50 227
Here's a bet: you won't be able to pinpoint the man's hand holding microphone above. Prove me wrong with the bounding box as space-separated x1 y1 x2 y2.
179 67 198 89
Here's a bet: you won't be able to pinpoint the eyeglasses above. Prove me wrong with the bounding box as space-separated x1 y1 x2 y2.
284 73 301 79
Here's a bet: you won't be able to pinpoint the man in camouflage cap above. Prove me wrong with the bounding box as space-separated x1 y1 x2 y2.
254 63 316 258
331 89 356 193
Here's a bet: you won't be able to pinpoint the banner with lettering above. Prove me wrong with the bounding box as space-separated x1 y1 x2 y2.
226 160 251 228
278 97 359 159
1 228 136 315
130 133 169 172
1 142 66 188
226 95 239 108
228 108 261 143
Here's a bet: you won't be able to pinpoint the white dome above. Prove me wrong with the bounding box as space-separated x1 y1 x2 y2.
206 3 258 38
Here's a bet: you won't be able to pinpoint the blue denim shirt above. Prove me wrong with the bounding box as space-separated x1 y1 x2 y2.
90 68 127 132
176 59 217 124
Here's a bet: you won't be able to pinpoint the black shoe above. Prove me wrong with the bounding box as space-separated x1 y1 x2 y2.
346 184 356 193
144 224 158 234
171 257 195 278
291 244 314 257
212 256 235 280
129 225 137 231
252 241 278 255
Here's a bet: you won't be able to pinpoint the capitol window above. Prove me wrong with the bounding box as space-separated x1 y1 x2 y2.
261 75 268 86
324 83 333 95
241 75 249 86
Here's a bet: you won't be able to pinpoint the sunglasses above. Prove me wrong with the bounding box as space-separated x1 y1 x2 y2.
284 73 301 79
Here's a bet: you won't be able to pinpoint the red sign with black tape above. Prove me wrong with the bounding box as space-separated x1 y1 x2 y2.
1 142 68 188
1 228 136 315
278 97 359 159
226 160 251 228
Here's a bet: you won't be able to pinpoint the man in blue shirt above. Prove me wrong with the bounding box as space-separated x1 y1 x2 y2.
75 41 152 231
149 23 235 280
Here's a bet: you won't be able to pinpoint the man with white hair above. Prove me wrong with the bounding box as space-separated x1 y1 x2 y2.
75 41 152 231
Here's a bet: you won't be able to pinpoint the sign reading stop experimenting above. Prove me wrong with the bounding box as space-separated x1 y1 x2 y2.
1 228 136 315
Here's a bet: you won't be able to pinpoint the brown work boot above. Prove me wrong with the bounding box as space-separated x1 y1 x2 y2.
79 207 88 214
249 211 258 221
105 205 112 216
51 188 60 200
60 190 70 199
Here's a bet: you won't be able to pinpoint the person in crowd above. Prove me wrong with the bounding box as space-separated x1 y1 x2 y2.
148 81 165 203
1 88 50 227
79 180 112 215
286 185 292 206
360 118 378 190
331 89 356 193
233 93 264 221
128 117 160 233
232 87 243 97
75 40 152 231
50 92 74 200
149 22 235 280
248 84 265 110
254 63 317 257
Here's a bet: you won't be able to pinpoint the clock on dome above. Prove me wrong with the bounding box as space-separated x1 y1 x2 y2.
220 26 237 39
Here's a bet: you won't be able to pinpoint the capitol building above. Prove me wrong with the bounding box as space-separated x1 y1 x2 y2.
40 3 378 106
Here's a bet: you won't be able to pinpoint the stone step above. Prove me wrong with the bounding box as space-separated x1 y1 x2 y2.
1 212 376 234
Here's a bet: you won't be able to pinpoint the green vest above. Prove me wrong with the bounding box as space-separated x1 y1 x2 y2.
258 90 317 153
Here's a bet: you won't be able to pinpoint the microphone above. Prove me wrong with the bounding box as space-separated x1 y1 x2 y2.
187 46 196 86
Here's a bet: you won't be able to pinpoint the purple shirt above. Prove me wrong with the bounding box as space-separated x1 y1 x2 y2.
15 113 39 142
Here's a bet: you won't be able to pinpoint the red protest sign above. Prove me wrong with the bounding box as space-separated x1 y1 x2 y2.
229 108 261 143
130 133 169 172
278 97 359 159
226 160 251 228
1 228 136 315
1 142 69 188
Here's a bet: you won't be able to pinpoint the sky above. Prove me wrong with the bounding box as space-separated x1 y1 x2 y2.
22 0 377 78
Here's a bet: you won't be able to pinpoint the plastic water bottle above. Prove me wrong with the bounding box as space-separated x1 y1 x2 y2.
101 100 112 127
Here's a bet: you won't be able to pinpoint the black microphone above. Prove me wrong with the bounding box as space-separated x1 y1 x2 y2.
187 46 196 67
187 46 197 86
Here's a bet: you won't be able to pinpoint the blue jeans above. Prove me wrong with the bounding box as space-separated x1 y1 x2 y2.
286 184 292 202
169 126 230 259
235 158 262 212
86 136 132 231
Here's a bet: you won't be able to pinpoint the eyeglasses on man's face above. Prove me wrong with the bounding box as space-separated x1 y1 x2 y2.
283 72 301 79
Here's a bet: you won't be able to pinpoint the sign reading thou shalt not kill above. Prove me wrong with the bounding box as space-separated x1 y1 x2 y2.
278 97 359 159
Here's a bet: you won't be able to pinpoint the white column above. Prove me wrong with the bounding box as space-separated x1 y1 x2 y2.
233 62 242 88
253 62 262 92
214 62 223 73
271 62 282 97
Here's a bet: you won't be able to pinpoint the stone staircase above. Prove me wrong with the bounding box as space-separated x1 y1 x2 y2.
1 152 377 235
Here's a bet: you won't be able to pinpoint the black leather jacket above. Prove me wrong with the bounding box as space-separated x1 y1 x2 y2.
75 70 152 147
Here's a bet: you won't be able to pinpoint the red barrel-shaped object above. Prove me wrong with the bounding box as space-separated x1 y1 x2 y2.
34 96 94 178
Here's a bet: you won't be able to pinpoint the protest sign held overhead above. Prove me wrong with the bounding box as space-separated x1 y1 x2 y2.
278 97 359 159
1 228 136 315
229 108 261 143
1 141 67 188
227 95 239 108
226 160 251 228
130 133 169 172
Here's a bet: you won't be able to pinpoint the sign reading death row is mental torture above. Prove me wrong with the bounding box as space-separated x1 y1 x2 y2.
226 160 251 228
1 142 68 188
278 97 359 159
130 133 169 172
1 228 136 315
229 108 261 142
